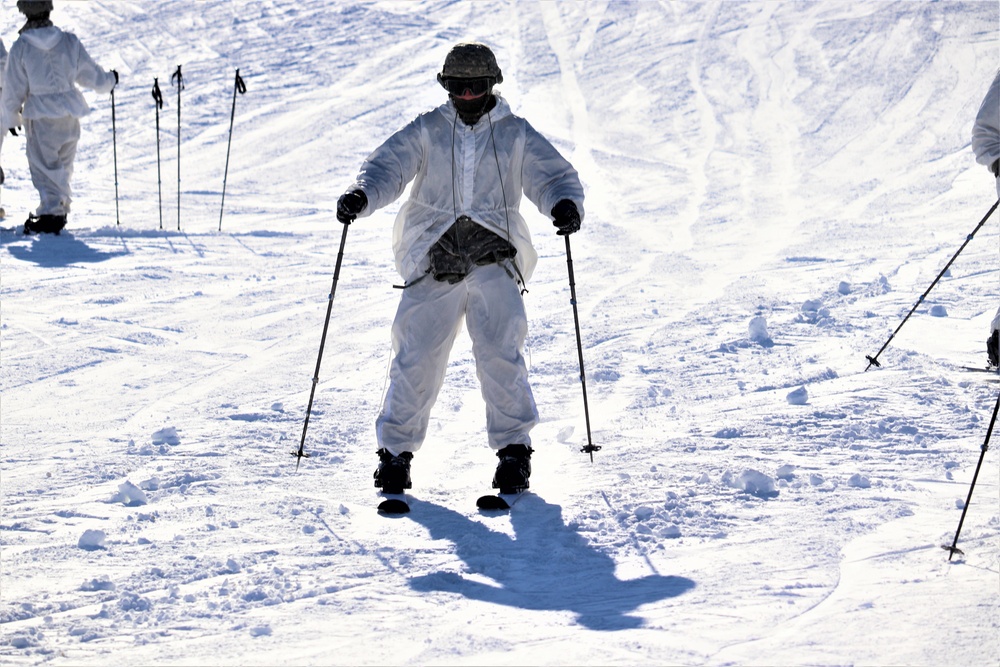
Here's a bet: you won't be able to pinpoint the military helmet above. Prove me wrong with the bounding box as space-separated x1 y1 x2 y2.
437 43 503 85
17 0 54 18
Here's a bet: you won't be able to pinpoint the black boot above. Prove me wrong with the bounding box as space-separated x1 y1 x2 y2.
374 449 412 494
37 214 66 235
23 214 39 235
492 444 533 494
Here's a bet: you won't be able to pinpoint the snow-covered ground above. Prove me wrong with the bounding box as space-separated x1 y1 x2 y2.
2 1 998 664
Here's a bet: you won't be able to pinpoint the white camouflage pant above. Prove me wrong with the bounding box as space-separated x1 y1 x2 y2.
376 261 538 454
25 116 80 216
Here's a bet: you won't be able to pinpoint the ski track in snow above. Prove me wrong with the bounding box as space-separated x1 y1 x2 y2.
1 1 998 665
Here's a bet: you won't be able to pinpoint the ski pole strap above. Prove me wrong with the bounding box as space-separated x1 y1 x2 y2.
235 69 247 95
152 78 163 109
171 64 184 90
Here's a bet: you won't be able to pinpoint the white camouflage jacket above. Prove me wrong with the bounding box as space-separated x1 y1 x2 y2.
351 94 585 283
0 26 116 130
972 71 1000 172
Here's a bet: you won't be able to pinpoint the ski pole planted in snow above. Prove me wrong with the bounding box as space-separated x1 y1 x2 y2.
111 72 121 226
170 64 183 231
564 234 600 461
942 388 998 560
864 199 1000 371
152 78 164 230
219 68 247 232
292 219 352 469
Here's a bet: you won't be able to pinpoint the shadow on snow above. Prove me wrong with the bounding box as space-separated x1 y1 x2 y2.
4 233 127 266
404 494 696 631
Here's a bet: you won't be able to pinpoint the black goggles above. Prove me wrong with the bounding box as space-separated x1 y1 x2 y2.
441 77 494 97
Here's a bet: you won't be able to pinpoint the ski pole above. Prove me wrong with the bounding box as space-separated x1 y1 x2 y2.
942 387 998 560
865 199 1000 371
170 64 183 231
292 219 352 469
219 68 247 232
111 73 121 226
152 78 164 230
564 234 600 461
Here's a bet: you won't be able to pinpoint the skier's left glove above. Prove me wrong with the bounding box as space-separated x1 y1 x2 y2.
551 199 581 236
0 165 4 185
993 159 1000 200
336 189 367 224
112 70 119 85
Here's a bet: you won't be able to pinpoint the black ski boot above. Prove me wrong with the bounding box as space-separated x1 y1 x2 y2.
38 214 66 235
23 214 39 235
492 444 533 494
374 449 413 494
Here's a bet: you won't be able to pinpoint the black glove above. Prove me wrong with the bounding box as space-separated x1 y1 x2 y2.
0 166 4 185
112 70 119 85
336 189 367 224
551 199 581 236
8 128 17 137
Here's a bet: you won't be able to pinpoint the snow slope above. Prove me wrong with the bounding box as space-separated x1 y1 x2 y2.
1 1 998 665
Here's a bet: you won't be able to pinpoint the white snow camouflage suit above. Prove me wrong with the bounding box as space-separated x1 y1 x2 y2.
349 93 585 454
971 72 1000 340
0 25 116 216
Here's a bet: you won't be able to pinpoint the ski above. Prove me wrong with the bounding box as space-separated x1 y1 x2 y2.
377 493 410 515
476 492 523 511
959 366 1000 375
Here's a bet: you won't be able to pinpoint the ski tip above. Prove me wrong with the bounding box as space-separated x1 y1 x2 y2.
377 497 410 514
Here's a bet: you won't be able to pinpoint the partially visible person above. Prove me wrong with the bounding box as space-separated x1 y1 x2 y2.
0 36 7 186
972 70 1000 366
0 0 117 234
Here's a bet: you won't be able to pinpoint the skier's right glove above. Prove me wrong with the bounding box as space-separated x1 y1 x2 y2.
0 166 4 185
113 70 119 85
337 189 367 224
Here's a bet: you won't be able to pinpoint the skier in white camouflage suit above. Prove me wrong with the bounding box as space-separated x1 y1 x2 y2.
971 70 1000 366
0 37 7 187
0 0 117 234
336 42 585 496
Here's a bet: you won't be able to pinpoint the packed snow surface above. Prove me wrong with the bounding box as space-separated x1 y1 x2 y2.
2 1 998 665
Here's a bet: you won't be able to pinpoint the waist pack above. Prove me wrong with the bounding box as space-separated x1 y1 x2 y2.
428 216 516 284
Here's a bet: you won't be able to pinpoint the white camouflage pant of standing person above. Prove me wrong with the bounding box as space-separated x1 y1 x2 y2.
25 116 79 216
376 261 538 455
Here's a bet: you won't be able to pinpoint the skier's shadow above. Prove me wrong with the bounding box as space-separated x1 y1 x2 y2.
5 233 125 266
405 495 695 631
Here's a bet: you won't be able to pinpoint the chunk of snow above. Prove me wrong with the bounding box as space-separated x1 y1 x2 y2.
929 305 948 317
787 386 809 405
749 316 773 346
776 464 796 480
114 481 148 507
151 426 180 446
838 281 851 295
79 529 106 550
634 506 655 521
847 473 871 488
729 469 779 499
